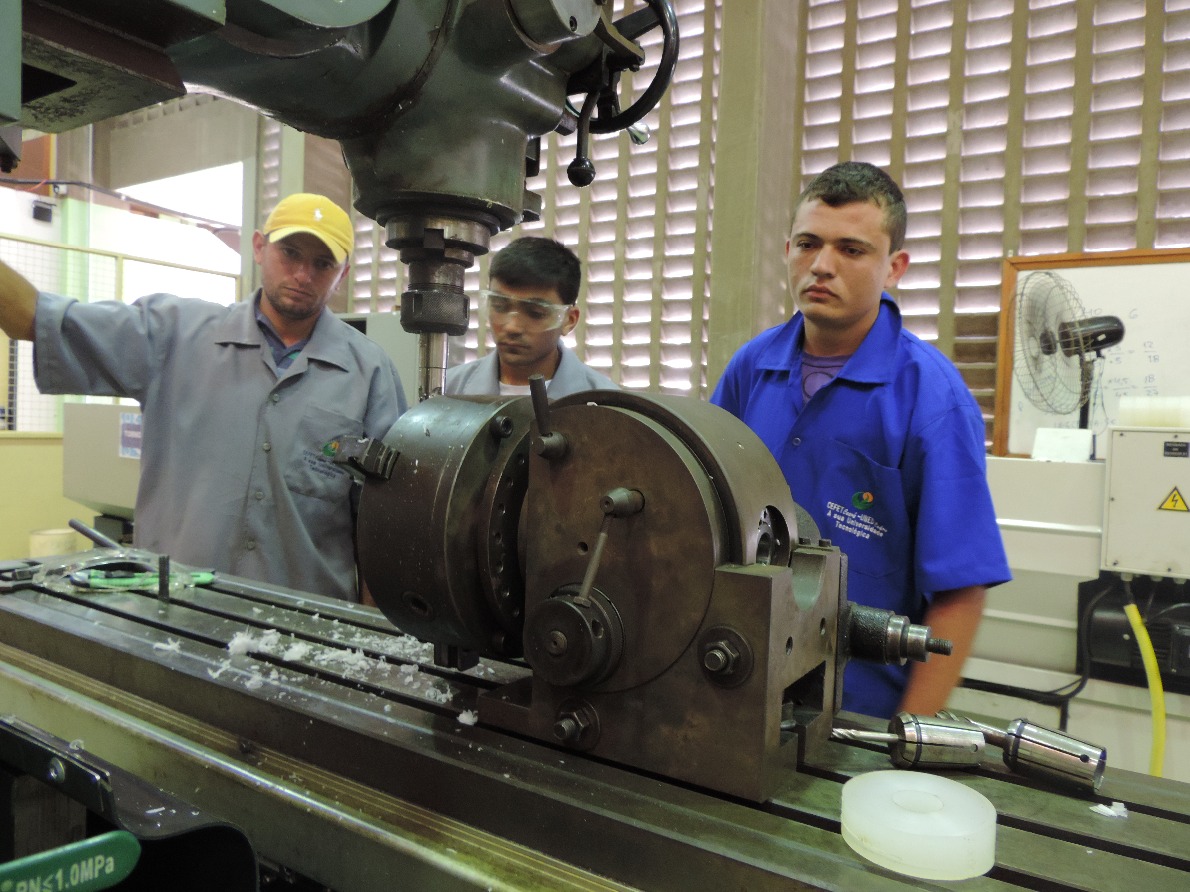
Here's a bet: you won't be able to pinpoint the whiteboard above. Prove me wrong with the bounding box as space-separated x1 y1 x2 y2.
993 250 1190 458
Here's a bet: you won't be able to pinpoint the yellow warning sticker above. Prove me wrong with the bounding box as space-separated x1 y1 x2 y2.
1158 487 1188 512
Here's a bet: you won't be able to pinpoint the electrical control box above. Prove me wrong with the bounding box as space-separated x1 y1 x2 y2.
1101 427 1190 580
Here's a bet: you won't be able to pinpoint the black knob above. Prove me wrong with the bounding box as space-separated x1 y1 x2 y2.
568 156 596 187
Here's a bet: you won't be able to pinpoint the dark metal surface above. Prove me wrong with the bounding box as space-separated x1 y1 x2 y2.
550 390 799 566
19 0 195 132
358 392 836 800
0 716 257 891
2 566 1188 890
522 400 729 689
359 395 538 657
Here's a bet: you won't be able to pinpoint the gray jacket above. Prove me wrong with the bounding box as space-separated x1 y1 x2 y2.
35 291 406 601
444 344 617 397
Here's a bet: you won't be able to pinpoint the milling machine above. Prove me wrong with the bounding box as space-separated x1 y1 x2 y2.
5 0 679 397
3 388 1189 889
3 1 1190 888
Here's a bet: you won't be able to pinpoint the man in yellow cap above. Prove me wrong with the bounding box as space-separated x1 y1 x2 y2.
0 193 407 602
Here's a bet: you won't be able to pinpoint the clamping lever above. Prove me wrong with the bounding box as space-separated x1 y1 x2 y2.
529 374 568 459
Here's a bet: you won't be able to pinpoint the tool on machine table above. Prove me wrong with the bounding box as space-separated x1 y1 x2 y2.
66 568 216 590
69 517 122 550
834 710 1107 793
55 520 218 603
831 712 986 769
32 525 216 603
940 710 1107 792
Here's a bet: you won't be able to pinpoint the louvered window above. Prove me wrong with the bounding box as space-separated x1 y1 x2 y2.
257 117 284 226
796 0 1190 436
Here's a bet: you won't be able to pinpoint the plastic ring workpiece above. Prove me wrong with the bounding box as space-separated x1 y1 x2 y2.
840 770 997 881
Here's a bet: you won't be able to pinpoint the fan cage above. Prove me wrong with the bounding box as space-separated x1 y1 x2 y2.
1013 271 1086 415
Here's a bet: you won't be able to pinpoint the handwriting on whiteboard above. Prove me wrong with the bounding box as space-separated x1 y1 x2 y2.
1007 261 1190 458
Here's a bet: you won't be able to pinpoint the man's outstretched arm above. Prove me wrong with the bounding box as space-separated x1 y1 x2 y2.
898 584 987 715
0 259 38 341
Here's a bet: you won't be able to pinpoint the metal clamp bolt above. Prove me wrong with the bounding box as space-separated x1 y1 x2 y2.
553 709 591 744
702 639 739 675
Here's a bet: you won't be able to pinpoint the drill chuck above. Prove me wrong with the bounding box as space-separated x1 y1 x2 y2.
846 604 953 665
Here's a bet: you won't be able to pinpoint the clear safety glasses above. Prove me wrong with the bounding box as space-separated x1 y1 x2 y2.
480 290 570 332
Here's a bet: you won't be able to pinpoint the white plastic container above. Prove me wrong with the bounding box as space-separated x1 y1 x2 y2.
29 528 79 558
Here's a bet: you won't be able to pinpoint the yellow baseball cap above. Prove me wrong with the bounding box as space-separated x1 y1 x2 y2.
262 193 354 263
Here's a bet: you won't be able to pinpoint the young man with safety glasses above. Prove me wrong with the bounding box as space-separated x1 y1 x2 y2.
445 237 617 397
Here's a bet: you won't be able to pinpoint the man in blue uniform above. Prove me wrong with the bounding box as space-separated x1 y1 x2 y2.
0 193 406 602
712 162 1010 718
446 237 616 397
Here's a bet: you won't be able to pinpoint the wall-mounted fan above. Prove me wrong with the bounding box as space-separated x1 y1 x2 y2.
1013 271 1125 430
